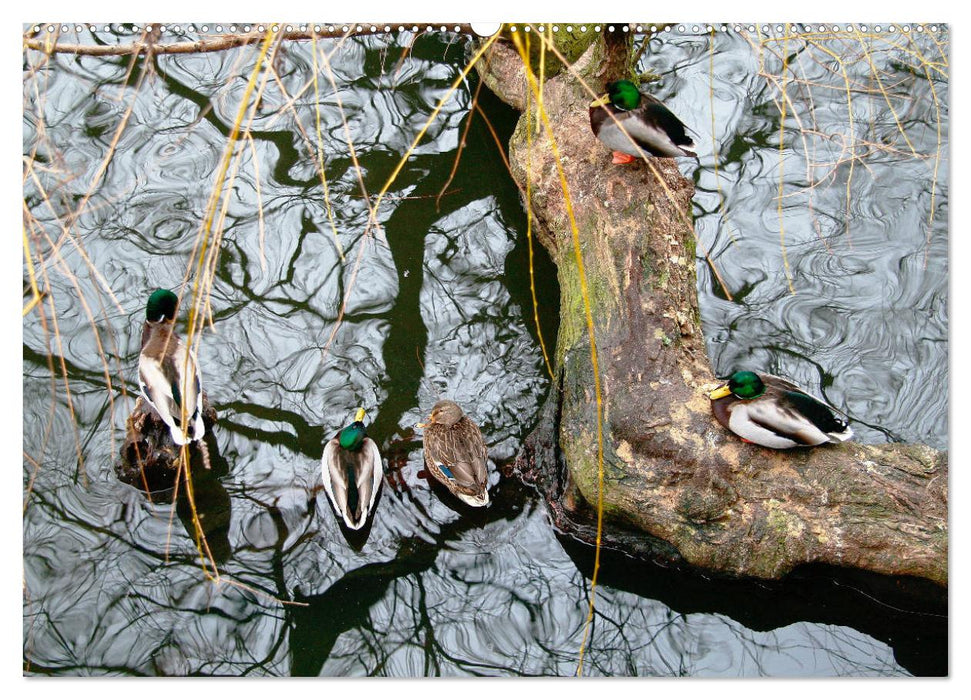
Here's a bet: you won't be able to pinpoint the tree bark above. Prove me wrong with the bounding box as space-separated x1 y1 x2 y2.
479 37 948 587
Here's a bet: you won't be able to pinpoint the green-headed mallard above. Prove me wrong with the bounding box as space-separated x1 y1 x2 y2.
589 79 697 164
417 400 490 507
708 371 853 449
321 408 383 530
138 288 205 446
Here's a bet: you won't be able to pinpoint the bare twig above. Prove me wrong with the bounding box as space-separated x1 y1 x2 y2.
24 25 476 57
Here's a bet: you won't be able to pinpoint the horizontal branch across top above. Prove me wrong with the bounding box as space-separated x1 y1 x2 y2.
23 25 477 57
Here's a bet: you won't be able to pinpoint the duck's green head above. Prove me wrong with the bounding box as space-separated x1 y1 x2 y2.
590 80 642 110
728 371 765 399
146 289 178 322
709 371 766 400
338 408 367 450
607 80 642 111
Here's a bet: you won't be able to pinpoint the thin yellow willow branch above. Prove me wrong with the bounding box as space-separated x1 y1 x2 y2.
509 30 604 678
391 32 420 84
263 34 378 241
184 29 278 349
190 30 285 360
317 33 500 361
23 25 476 57
22 216 63 486
23 157 126 320
154 31 281 572
811 41 858 247
22 227 44 316
68 30 148 226
776 26 796 294
23 193 128 463
261 30 387 356
312 34 346 262
369 34 499 219
436 76 484 211
245 133 269 273
523 85 555 381
516 63 556 382
915 51 944 269
742 31 826 193
707 31 738 246
179 460 220 577
922 27 949 69
35 252 86 483
312 40 390 367
537 27 547 136
851 29 919 158
316 35 380 222
527 26 733 301
777 37 834 254
759 29 948 79
205 44 281 296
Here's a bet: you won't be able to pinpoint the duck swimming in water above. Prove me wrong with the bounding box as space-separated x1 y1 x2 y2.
137 288 205 446
417 400 490 507
321 408 384 530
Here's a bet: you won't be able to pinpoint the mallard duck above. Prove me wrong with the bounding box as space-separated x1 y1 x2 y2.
708 371 853 449
321 408 383 530
589 79 697 164
417 400 490 507
138 288 205 446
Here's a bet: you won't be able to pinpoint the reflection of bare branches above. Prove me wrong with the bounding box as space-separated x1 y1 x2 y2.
733 26 947 272
24 27 940 678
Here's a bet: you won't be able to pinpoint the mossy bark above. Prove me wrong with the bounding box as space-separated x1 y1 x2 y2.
480 37 948 586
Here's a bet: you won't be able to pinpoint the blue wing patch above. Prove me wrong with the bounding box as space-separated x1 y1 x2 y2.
438 464 454 479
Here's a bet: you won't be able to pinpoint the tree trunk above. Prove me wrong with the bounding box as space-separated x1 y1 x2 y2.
479 36 947 587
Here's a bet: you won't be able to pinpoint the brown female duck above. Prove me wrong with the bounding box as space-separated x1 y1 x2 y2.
417 400 490 507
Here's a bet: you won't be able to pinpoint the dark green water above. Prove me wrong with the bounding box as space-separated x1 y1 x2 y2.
23 26 946 676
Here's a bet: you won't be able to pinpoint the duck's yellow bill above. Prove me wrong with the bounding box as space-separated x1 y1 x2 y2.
354 407 366 422
589 94 610 108
708 385 732 400
415 421 428 429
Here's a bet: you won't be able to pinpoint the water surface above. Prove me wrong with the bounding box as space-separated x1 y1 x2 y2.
23 26 947 676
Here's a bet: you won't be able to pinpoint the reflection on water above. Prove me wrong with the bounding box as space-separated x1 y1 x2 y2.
650 30 949 449
23 27 945 676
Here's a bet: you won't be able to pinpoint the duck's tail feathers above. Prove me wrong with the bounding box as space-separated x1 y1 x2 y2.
680 143 700 160
827 425 854 443
456 491 490 507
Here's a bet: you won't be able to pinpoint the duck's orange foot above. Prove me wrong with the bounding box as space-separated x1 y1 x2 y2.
612 151 636 165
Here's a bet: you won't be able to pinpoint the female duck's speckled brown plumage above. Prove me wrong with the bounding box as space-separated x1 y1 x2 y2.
418 400 490 507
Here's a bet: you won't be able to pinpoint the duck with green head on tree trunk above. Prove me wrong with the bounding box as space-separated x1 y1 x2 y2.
589 79 698 164
708 371 853 449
